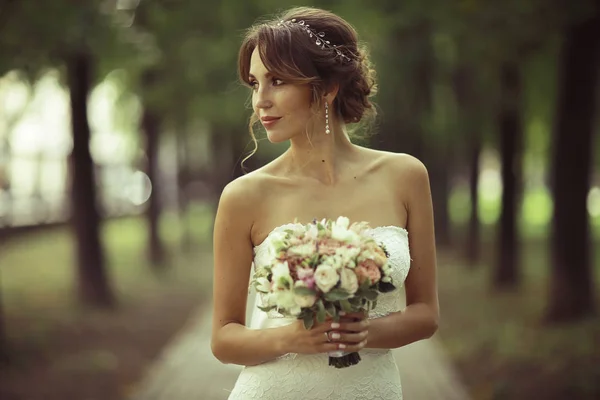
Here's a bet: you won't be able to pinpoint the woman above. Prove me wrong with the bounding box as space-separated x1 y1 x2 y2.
211 6 439 399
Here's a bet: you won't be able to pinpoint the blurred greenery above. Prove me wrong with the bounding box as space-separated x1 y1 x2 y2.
1 202 213 342
0 0 598 399
439 236 600 399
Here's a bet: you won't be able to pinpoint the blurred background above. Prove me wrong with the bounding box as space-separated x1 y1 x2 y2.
0 0 598 399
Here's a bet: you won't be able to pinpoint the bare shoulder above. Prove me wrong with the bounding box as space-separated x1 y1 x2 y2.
217 166 274 227
360 147 429 181
387 152 429 182
220 170 262 207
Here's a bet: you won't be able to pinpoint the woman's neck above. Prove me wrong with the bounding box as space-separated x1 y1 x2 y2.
281 120 357 186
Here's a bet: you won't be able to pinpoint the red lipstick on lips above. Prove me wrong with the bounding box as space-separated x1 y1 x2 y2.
261 116 281 128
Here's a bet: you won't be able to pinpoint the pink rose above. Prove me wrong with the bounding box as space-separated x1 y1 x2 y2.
355 259 381 285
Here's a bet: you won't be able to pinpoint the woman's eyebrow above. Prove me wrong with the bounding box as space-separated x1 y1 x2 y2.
248 72 273 80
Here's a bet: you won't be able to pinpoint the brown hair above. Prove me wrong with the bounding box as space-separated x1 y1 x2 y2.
238 7 378 167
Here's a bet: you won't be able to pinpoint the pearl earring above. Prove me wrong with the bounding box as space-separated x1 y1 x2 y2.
325 102 330 135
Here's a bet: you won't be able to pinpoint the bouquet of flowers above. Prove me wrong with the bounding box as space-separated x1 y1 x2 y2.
252 216 397 368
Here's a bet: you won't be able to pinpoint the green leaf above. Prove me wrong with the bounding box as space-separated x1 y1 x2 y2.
349 296 362 306
316 300 326 323
324 288 352 301
359 279 372 291
340 299 353 313
325 303 335 316
303 312 314 330
363 290 379 301
278 276 292 290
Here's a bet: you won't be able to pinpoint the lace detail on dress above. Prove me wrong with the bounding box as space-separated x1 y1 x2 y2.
228 351 403 400
230 224 411 399
365 226 411 318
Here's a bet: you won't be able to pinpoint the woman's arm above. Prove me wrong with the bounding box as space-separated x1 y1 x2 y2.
210 178 347 365
210 179 289 365
365 155 439 349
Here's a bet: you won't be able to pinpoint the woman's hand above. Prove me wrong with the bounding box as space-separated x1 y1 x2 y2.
330 311 370 349
278 312 369 355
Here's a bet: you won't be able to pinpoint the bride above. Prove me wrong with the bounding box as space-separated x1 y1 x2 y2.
211 6 439 399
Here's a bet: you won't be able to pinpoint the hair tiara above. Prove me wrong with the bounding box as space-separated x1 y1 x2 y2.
277 18 352 62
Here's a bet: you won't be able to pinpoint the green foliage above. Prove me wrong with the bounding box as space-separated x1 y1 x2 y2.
316 299 326 323
0 1 136 84
302 311 315 329
323 288 352 301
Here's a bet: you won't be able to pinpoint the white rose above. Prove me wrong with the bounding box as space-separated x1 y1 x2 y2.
293 281 317 308
314 264 339 293
294 293 317 308
339 267 359 294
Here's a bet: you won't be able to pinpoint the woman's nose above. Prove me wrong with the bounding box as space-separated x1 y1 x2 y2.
254 88 273 110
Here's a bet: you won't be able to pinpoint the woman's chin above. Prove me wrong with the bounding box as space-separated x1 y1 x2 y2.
266 131 291 144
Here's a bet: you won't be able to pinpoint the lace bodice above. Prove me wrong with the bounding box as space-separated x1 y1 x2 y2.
251 223 411 319
229 224 411 400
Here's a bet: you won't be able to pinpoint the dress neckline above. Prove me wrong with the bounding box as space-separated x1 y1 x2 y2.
253 222 408 251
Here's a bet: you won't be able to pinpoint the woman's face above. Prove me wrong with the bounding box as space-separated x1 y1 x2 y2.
249 47 315 143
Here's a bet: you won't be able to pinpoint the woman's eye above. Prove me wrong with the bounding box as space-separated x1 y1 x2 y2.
273 78 284 86
248 80 258 90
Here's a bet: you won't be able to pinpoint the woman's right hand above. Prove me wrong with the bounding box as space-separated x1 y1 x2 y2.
278 318 367 355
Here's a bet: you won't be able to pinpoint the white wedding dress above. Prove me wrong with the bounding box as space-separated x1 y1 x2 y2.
227 224 412 400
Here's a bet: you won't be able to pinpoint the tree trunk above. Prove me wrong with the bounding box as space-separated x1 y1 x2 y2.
467 138 482 265
0 272 7 362
66 50 114 308
375 22 428 159
545 6 600 322
210 125 234 197
429 154 452 247
141 106 166 268
453 65 482 264
176 128 192 252
493 62 523 290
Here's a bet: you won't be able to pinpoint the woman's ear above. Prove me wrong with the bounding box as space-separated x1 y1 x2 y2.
324 83 340 105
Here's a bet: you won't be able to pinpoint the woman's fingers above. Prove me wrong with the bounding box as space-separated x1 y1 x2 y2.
339 311 368 320
327 330 368 344
336 319 369 333
312 320 344 333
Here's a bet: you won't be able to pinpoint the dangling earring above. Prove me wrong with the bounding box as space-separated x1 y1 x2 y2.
325 102 331 135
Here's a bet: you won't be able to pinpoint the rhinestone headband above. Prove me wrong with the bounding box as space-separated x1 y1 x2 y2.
277 18 351 62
